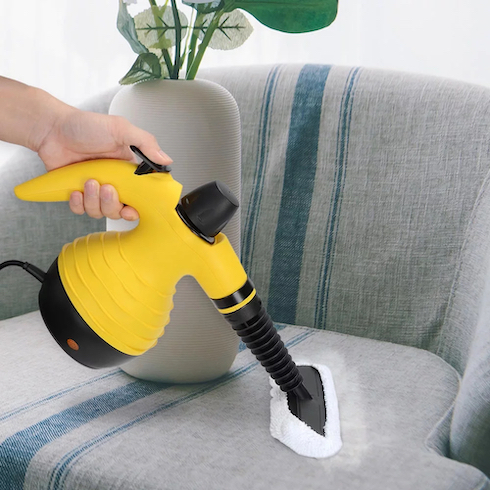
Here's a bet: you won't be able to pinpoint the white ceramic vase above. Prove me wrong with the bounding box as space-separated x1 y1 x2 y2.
108 79 241 383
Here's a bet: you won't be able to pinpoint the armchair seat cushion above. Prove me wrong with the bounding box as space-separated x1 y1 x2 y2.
0 312 487 489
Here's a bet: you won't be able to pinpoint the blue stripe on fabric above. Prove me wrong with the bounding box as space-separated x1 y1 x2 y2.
242 65 281 272
0 370 121 424
268 64 332 324
0 380 172 490
315 67 362 329
50 329 313 490
0 327 311 490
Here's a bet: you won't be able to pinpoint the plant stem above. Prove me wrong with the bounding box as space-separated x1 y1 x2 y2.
148 0 173 77
170 0 181 79
181 8 195 73
162 50 174 76
187 11 223 80
186 12 204 78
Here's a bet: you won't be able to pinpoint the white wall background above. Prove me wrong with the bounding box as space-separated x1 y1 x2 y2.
0 0 489 160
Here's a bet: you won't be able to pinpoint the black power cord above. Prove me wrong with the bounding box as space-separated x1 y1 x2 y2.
0 260 46 283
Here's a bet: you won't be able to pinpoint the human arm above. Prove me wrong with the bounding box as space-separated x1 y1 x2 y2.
0 76 172 220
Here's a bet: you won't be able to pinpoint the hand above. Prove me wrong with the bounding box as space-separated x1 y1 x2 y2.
38 107 172 221
0 77 171 221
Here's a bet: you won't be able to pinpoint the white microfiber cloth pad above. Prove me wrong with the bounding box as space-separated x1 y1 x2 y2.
269 363 342 458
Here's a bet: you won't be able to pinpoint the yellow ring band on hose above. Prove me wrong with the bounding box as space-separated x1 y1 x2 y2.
217 289 257 314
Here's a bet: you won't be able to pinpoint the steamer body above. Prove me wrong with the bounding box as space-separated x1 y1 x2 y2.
15 160 246 367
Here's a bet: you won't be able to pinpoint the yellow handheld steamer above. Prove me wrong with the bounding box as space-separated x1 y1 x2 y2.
12 147 326 435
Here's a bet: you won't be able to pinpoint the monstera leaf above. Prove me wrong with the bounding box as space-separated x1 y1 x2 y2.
224 0 338 33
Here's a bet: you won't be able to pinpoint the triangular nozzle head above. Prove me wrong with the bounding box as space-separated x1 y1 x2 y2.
287 366 327 436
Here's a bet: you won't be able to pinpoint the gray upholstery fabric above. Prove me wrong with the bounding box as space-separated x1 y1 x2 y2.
438 167 490 474
199 65 490 476
0 311 488 490
1 64 490 485
201 64 490 356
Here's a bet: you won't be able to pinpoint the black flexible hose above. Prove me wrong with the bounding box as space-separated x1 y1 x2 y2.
0 260 46 283
223 293 311 400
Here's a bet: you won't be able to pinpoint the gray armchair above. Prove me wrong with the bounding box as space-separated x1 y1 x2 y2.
0 64 489 489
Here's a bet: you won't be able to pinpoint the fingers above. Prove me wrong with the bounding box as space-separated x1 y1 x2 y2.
69 180 140 221
100 184 124 220
82 180 103 219
69 191 85 216
120 205 139 221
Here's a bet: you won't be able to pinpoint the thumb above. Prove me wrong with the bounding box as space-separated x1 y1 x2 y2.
113 116 173 165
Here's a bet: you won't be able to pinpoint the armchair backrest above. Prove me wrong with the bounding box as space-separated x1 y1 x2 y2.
202 64 490 475
203 64 490 361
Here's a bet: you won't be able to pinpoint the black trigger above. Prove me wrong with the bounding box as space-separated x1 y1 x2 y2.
134 162 154 175
131 146 171 175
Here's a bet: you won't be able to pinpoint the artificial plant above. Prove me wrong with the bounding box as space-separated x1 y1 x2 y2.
118 0 338 83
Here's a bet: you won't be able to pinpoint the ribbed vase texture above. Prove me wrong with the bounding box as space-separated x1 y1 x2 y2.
108 79 241 382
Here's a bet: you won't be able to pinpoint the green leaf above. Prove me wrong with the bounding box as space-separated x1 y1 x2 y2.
199 10 253 50
119 53 163 85
134 6 188 51
224 0 338 33
117 0 148 54
149 48 172 78
183 1 224 14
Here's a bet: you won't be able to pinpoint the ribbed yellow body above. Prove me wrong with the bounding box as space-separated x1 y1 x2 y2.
15 159 247 356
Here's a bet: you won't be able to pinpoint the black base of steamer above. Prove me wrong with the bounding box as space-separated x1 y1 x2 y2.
38 258 134 369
